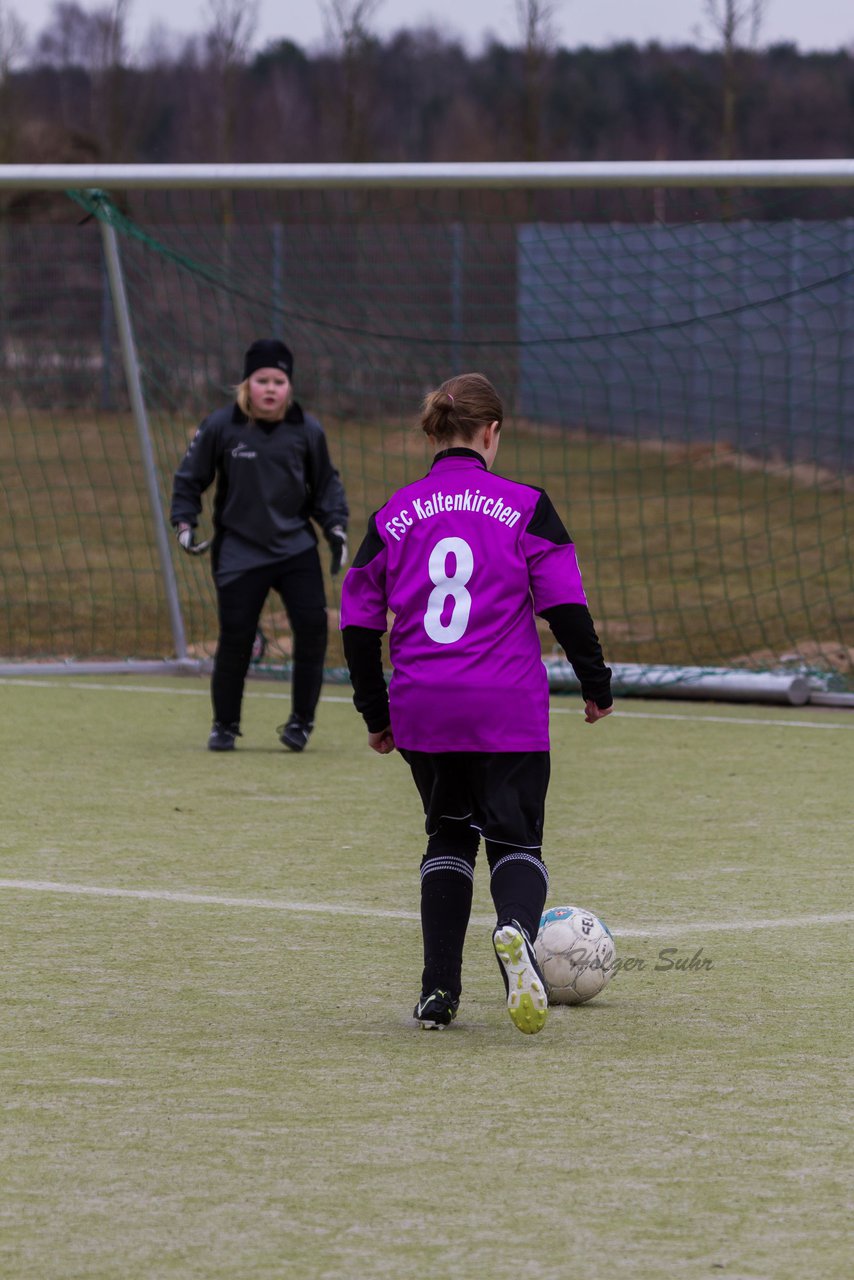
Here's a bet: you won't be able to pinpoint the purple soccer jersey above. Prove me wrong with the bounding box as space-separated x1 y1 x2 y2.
339 452 589 752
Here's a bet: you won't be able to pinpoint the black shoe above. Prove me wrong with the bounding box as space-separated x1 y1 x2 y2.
413 988 460 1030
208 721 240 751
278 715 314 752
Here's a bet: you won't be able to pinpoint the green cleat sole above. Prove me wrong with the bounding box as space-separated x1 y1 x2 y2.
493 925 548 1036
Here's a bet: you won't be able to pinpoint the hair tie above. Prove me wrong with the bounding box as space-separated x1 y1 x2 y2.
447 393 455 405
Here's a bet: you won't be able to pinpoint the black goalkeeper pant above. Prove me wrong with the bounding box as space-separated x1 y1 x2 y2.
400 750 551 1000
211 547 327 729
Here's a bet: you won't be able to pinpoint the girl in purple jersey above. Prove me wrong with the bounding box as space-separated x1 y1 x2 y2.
340 372 612 1035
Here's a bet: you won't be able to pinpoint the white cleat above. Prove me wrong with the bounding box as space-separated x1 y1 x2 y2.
492 921 548 1035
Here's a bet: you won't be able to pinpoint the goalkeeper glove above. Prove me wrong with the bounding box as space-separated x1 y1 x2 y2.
175 525 212 555
327 526 348 576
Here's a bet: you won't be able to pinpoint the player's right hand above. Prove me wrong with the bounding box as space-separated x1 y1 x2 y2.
175 525 211 555
584 700 613 724
368 726 395 754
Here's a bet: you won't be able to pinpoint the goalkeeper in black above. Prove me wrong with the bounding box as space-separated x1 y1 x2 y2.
170 338 349 752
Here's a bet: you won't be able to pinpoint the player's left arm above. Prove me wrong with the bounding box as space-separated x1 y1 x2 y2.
304 422 349 572
540 602 613 720
524 490 613 720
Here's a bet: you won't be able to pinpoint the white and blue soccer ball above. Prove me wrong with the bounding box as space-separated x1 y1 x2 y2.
534 905 617 1005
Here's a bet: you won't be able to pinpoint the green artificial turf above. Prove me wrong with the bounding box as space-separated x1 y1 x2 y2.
1 676 851 1278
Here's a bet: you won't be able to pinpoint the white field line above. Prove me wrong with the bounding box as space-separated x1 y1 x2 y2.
0 678 298 699
1 678 851 730
586 912 853 939
549 707 853 730
0 878 420 921
0 878 851 938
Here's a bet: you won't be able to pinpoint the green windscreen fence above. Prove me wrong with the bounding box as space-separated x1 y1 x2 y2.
1 181 851 686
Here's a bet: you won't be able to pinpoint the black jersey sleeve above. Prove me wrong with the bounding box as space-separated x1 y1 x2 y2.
341 625 390 731
305 420 349 534
170 414 220 527
528 489 572 545
540 602 613 709
350 513 385 568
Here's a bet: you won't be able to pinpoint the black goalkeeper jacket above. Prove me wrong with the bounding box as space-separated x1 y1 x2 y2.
170 401 348 565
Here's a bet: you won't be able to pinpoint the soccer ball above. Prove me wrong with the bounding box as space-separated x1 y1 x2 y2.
534 905 617 1005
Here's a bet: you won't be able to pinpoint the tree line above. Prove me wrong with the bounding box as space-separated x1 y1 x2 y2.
0 0 853 168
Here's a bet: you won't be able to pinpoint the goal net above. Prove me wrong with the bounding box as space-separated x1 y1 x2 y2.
1 165 851 694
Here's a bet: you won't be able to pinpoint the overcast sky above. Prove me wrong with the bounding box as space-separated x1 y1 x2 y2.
16 0 854 56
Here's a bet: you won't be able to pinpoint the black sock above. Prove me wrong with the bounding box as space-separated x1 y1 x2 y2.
419 823 479 998
487 844 549 944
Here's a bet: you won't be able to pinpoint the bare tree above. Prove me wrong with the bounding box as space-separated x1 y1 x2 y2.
34 1 133 159
321 0 381 57
320 0 382 160
515 0 559 160
202 0 258 249
204 0 258 160
95 0 131 160
0 0 26 159
0 0 27 370
35 2 97 69
702 0 767 160
137 21 183 70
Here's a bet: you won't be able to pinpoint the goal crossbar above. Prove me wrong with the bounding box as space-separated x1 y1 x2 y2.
2 160 854 191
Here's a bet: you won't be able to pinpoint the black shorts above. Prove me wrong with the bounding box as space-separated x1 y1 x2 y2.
400 750 550 851
215 546 327 634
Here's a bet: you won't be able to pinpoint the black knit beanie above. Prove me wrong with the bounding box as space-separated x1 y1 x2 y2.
243 339 293 380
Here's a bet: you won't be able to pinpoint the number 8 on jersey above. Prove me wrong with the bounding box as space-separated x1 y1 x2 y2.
424 536 474 644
